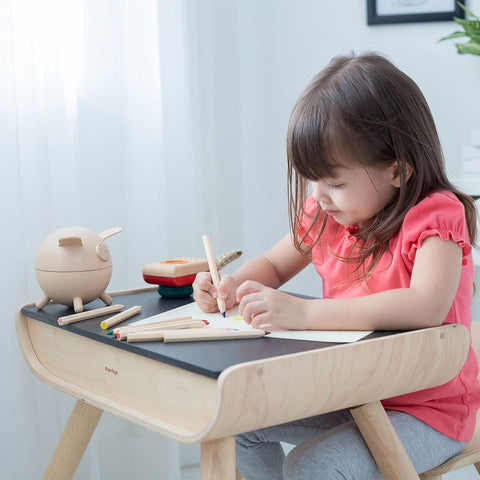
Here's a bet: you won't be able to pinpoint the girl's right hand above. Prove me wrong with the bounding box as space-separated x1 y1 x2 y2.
192 271 238 313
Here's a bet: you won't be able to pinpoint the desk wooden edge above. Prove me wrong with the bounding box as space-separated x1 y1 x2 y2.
205 324 470 441
16 298 470 445
15 305 214 441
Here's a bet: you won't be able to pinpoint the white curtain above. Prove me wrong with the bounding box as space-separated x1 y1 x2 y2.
0 0 216 478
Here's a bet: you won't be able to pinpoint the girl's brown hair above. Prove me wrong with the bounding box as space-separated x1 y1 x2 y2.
287 53 477 282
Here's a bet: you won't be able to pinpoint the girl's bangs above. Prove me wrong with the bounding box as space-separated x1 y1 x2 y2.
287 102 352 180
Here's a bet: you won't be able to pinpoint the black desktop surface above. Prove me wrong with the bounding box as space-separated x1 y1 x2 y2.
21 289 383 379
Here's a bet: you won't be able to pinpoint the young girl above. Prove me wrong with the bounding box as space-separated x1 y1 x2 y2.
193 53 480 479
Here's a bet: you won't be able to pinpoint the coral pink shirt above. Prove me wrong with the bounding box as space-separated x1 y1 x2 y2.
299 190 480 441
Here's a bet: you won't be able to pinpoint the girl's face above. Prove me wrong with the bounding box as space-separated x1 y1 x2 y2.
310 164 399 230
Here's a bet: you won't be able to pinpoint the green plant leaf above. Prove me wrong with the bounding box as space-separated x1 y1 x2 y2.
456 40 480 55
464 30 480 44
438 31 469 42
451 17 480 43
439 3 480 56
457 1 480 21
453 17 480 34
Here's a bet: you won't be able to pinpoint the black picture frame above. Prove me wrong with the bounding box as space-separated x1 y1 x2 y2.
367 0 465 25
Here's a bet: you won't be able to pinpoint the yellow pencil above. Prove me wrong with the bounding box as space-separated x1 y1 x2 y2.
202 234 226 317
100 305 142 330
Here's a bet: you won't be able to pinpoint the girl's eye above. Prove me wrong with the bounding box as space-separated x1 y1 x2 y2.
327 183 343 190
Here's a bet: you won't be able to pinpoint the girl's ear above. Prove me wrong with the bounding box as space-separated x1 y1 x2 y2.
391 161 413 188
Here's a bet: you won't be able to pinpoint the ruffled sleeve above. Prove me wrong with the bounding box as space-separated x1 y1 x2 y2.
401 191 472 265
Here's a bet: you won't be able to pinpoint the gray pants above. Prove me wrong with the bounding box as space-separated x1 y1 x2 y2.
235 409 466 480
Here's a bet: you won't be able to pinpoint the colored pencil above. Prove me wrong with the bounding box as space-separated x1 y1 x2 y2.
112 315 194 336
163 328 266 343
202 234 226 317
58 304 125 326
117 319 206 340
123 315 193 331
100 305 142 330
126 328 196 343
126 327 261 343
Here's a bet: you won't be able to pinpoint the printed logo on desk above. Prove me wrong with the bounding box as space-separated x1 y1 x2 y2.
104 366 119 376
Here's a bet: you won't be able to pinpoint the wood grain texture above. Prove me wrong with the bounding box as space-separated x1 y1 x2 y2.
419 321 480 479
16 287 473 480
351 401 419 480
16 303 469 444
17 311 216 440
205 324 469 441
201 437 236 480
42 400 102 480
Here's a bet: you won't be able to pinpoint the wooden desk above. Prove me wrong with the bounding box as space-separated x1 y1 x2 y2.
16 287 470 480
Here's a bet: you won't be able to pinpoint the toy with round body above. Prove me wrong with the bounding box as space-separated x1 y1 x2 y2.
35 226 122 313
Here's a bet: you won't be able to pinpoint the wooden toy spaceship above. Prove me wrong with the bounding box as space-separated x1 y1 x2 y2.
142 250 242 298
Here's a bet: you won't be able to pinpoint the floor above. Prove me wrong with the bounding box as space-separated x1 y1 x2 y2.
181 465 202 480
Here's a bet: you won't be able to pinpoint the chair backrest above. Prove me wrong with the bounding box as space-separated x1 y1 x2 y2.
419 322 480 479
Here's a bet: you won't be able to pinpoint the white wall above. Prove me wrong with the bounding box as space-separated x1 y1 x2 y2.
187 0 480 301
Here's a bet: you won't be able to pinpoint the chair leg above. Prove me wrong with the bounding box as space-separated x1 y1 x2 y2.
236 469 242 480
351 401 420 479
475 461 480 475
418 474 442 480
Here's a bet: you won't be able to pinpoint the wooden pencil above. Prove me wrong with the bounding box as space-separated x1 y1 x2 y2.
100 305 142 330
114 318 195 336
202 234 226 317
163 329 266 343
123 315 193 332
126 329 193 343
58 304 125 326
126 327 258 343
113 316 195 336
117 319 206 340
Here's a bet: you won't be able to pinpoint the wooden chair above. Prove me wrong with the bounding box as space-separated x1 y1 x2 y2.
236 323 480 480
420 321 480 479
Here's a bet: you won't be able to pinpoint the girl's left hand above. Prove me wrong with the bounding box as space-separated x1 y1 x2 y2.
236 280 308 330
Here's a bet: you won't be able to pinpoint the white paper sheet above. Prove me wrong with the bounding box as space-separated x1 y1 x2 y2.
129 302 372 343
266 329 372 343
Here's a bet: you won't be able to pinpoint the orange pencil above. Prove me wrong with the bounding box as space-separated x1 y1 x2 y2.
117 319 207 340
120 315 193 333
113 316 195 337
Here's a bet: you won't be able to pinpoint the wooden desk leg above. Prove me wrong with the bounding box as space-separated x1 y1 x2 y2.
201 436 236 480
43 400 103 480
350 401 420 480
